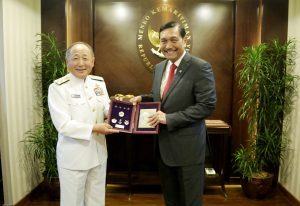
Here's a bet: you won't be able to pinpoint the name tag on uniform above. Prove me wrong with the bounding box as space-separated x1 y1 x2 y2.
71 94 81 98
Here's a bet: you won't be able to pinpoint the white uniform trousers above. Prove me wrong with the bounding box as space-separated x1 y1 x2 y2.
58 162 107 206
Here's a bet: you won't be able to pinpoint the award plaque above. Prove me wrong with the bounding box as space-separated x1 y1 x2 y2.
107 100 161 134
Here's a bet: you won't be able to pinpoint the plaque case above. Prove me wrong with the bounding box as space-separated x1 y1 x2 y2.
107 100 161 134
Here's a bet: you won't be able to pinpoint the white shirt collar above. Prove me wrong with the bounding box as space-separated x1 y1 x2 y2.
68 73 86 85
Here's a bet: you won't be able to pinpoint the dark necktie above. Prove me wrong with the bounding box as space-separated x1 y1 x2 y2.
162 63 177 98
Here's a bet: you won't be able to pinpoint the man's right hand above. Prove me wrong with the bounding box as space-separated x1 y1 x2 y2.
130 96 142 105
93 123 119 135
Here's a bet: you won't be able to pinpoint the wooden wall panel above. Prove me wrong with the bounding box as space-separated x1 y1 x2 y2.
66 0 93 46
41 0 66 45
261 0 288 43
94 1 153 97
231 0 260 155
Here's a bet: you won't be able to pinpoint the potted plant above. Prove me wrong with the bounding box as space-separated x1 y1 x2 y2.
233 39 298 199
22 32 66 199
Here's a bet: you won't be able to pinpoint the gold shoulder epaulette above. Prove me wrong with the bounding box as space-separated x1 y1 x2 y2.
90 75 104 81
54 76 70 85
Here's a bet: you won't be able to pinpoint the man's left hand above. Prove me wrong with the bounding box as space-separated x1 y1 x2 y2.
148 111 166 126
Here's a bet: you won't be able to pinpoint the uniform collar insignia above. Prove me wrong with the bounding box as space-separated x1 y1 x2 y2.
54 76 70 85
90 75 104 81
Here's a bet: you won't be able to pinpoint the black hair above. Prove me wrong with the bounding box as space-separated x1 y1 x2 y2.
159 21 186 38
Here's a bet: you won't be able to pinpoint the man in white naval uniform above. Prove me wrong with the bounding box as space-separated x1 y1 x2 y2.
48 42 119 206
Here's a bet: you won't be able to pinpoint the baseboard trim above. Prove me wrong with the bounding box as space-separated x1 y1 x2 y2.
278 183 300 206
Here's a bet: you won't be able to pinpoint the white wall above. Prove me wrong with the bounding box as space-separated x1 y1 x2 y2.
0 0 41 205
279 0 300 202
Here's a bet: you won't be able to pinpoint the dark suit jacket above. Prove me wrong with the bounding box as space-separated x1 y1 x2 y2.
142 52 217 167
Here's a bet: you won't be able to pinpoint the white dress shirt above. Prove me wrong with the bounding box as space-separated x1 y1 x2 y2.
160 50 186 98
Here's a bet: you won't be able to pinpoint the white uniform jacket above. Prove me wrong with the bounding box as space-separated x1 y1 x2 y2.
48 73 110 170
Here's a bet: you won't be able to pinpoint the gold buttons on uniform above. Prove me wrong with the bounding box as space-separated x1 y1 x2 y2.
89 96 92 100
92 108 96 112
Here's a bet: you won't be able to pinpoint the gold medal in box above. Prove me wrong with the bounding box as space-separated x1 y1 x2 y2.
112 94 135 102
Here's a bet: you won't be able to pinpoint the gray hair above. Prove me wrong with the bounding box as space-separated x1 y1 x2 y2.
65 42 94 60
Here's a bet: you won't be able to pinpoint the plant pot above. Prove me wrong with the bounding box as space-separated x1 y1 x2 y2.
241 172 273 199
45 177 60 200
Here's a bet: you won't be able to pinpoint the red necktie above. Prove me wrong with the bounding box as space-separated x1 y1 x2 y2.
162 63 177 98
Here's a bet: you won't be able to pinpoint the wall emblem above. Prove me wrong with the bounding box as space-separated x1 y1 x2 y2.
136 4 193 72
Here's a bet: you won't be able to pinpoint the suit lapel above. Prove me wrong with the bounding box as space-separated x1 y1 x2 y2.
162 53 191 104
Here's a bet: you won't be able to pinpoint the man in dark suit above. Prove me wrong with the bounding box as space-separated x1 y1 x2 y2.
131 21 216 206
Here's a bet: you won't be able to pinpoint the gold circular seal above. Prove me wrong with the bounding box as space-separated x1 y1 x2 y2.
136 4 193 72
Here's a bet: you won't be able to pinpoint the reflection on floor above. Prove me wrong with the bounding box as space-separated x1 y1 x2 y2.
20 182 293 206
